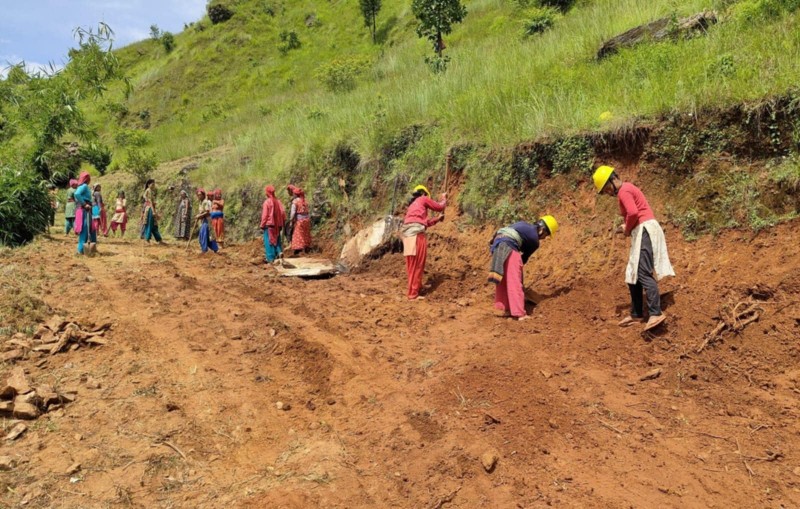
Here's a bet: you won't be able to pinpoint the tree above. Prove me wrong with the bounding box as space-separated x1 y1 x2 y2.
411 0 467 58
149 24 161 40
359 0 382 44
161 31 176 53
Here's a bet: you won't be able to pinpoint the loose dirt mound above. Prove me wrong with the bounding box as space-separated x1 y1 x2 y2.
1 204 799 507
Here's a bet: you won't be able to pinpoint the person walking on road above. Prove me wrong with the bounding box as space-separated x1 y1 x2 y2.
195 188 219 254
210 189 225 248
173 190 192 240
261 185 286 263
288 185 312 256
488 217 558 320
593 165 674 331
64 179 78 235
109 190 128 237
74 172 97 255
140 179 163 244
401 185 446 301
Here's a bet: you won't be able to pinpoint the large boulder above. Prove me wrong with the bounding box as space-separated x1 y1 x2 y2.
338 217 402 272
597 11 717 59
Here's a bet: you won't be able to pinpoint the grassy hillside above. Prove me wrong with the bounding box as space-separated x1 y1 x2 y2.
88 0 800 233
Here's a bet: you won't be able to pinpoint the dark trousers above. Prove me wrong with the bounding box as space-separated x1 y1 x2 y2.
628 230 662 318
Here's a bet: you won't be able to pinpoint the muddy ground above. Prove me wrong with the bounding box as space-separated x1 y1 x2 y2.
1 191 800 508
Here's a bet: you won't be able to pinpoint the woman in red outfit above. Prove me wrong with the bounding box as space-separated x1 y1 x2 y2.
289 186 312 255
593 165 675 331
401 185 446 300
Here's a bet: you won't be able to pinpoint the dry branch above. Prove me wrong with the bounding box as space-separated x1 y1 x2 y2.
697 299 764 353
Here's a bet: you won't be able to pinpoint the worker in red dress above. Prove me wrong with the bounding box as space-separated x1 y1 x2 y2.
400 185 446 300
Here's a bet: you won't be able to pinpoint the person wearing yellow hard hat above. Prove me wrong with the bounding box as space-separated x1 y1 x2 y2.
400 184 446 300
488 216 557 321
593 165 675 331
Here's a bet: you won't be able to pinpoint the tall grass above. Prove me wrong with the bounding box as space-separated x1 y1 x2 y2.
87 0 800 200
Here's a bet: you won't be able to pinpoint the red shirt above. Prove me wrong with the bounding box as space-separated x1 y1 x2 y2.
618 182 655 236
403 196 446 227
260 198 286 229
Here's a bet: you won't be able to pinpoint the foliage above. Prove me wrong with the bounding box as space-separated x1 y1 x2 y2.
767 154 800 192
411 0 467 57
0 167 52 246
539 0 576 12
80 142 113 174
731 0 800 24
149 24 161 40
316 57 372 93
278 31 301 55
161 32 176 53
360 0 382 43
522 7 558 36
124 148 158 188
551 136 592 175
208 3 234 24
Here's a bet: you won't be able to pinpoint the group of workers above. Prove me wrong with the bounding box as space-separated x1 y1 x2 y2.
62 162 673 331
401 165 674 331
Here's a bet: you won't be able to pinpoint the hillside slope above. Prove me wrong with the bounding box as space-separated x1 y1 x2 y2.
90 0 800 228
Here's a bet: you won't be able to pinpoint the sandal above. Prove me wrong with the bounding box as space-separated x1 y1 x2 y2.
618 316 642 327
644 314 667 331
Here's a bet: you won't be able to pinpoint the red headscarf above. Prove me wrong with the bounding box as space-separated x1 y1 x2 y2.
69 179 78 188
214 189 222 200
77 172 91 186
196 187 206 197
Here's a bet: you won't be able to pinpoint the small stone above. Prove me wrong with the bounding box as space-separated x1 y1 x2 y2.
0 401 14 417
559 385 569 393
230 335 242 341
269 328 277 337
1 366 32 398
65 463 81 475
1 349 24 363
60 391 77 403
480 451 499 473
4 423 27 441
306 400 316 411
0 456 17 471
276 401 284 410
326 398 336 405
85 378 101 390
74 434 83 441
639 368 662 382
12 401 41 420
548 419 559 429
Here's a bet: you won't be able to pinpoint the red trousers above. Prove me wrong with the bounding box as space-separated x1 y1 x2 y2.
494 250 526 317
405 233 427 299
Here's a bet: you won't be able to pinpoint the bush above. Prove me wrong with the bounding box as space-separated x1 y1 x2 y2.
208 3 234 24
124 148 157 189
114 128 150 148
551 136 592 175
278 31 301 55
316 57 371 93
0 167 51 246
161 32 176 53
731 0 799 23
79 142 113 174
522 7 558 36
538 0 575 11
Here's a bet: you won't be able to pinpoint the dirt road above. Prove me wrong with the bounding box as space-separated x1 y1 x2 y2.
2 216 800 508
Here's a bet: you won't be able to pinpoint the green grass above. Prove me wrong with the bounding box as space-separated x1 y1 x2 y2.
77 0 800 232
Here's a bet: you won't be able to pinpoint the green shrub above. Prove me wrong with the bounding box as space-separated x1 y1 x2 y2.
316 57 372 93
731 0 799 24
124 148 157 188
768 154 800 192
551 136 591 175
0 166 51 246
160 32 176 53
278 30 301 55
79 142 113 174
208 3 234 24
539 0 576 12
114 128 150 148
522 7 558 36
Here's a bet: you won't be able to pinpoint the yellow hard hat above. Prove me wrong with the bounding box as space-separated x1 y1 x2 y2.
540 215 558 237
413 184 431 196
592 165 615 193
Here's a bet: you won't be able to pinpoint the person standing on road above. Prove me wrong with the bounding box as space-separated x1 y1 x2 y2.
288 186 312 256
64 179 78 235
284 185 296 244
195 188 219 254
74 172 97 255
173 190 192 240
401 185 446 301
210 189 225 248
593 165 674 331
109 190 128 237
488 217 558 321
261 185 286 263
92 184 107 237
141 179 163 244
